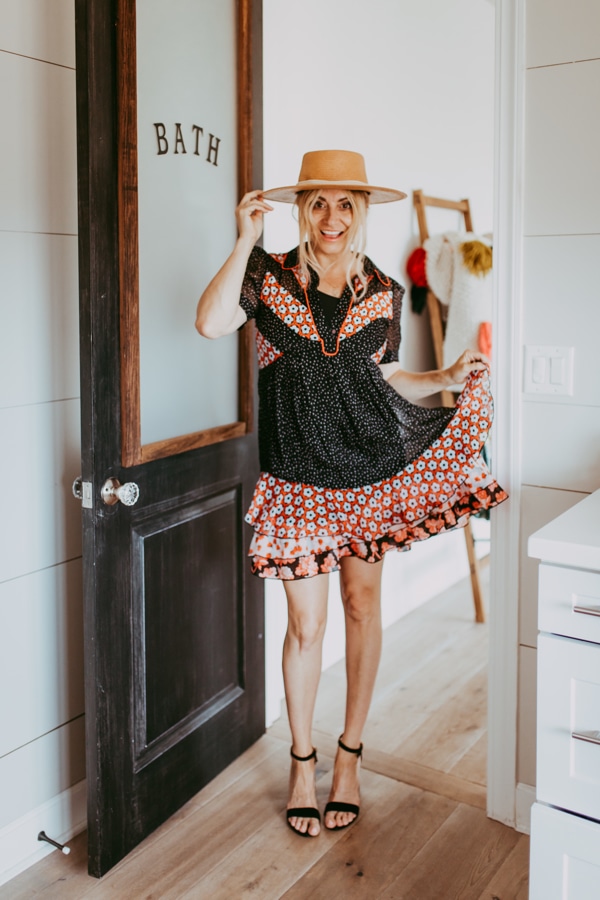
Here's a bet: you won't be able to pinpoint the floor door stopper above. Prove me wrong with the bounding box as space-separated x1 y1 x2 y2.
38 831 71 855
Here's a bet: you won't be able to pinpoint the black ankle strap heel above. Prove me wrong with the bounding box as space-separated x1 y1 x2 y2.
337 736 363 758
290 747 318 763
324 735 362 830
287 746 320 837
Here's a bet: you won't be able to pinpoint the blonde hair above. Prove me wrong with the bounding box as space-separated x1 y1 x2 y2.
295 190 369 299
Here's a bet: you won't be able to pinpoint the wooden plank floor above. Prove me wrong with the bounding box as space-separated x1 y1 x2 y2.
1 562 529 899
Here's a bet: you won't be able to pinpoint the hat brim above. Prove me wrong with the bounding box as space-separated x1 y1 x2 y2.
261 179 407 204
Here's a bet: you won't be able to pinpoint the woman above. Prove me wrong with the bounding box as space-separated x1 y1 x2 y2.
196 150 507 837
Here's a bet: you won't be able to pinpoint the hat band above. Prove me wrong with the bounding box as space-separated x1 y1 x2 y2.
295 179 371 191
297 179 370 187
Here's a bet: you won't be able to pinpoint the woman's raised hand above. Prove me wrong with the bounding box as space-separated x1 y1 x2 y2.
446 350 490 385
236 190 274 245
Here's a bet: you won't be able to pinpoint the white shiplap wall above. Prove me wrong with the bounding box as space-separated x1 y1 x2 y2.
517 0 600 798
0 0 85 884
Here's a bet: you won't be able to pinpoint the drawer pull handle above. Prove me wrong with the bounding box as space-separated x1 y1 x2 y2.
573 604 600 618
572 730 600 746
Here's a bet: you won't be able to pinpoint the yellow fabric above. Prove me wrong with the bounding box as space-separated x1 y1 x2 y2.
460 240 493 277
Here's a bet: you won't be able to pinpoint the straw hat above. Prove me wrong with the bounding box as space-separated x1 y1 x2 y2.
262 150 407 204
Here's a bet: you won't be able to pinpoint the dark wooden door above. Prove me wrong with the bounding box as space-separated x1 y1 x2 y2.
75 0 264 878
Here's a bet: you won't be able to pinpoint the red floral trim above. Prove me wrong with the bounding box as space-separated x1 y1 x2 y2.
338 291 394 342
370 341 387 364
260 273 316 340
250 480 508 579
258 263 395 352
256 330 283 369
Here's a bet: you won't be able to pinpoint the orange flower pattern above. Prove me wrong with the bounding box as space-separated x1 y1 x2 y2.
256 330 283 369
249 475 506 580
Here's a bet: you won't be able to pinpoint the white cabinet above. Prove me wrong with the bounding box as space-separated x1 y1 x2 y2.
530 803 600 900
529 490 600 900
537 633 600 820
538 564 600 644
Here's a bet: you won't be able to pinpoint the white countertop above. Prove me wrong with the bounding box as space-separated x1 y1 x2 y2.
528 489 600 570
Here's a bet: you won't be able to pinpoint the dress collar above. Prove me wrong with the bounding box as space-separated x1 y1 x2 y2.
276 247 391 296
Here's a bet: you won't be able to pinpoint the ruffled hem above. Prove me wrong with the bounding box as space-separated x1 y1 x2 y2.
249 470 507 579
245 369 508 580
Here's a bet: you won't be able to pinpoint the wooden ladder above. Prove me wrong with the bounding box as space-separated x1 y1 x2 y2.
412 189 485 624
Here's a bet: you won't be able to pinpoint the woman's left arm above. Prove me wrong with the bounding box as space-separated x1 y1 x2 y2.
379 350 489 402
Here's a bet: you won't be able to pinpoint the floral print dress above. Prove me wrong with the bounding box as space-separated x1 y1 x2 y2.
239 245 507 580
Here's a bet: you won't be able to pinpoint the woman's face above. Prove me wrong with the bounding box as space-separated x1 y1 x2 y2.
308 190 354 258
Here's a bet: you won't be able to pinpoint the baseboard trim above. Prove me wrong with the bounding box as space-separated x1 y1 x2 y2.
515 782 535 834
0 779 87 888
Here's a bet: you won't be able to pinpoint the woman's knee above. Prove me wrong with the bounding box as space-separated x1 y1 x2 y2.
284 574 329 651
340 559 383 623
341 585 381 624
286 610 327 651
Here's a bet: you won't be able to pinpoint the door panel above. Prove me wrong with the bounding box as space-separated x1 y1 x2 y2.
133 485 244 757
75 0 264 877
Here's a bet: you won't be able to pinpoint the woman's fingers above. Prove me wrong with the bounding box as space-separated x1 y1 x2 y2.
237 190 274 216
447 350 490 384
236 191 274 240
459 351 490 372
459 350 490 367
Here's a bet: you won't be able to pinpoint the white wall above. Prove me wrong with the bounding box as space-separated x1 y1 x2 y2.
263 0 495 374
516 0 600 791
262 0 496 724
0 1 85 884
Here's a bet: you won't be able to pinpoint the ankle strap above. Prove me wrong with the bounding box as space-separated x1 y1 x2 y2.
290 746 317 763
338 736 363 757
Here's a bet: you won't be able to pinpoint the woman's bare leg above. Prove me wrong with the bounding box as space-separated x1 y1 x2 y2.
283 573 329 836
325 555 384 829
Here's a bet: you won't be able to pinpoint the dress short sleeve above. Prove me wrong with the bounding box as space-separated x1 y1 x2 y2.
239 245 270 322
381 279 405 363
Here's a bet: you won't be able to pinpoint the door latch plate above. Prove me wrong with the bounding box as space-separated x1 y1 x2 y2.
73 477 93 509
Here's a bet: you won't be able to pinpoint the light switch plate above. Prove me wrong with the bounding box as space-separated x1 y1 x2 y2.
523 346 574 396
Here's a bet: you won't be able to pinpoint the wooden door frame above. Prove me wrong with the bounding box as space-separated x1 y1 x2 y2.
487 0 526 830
